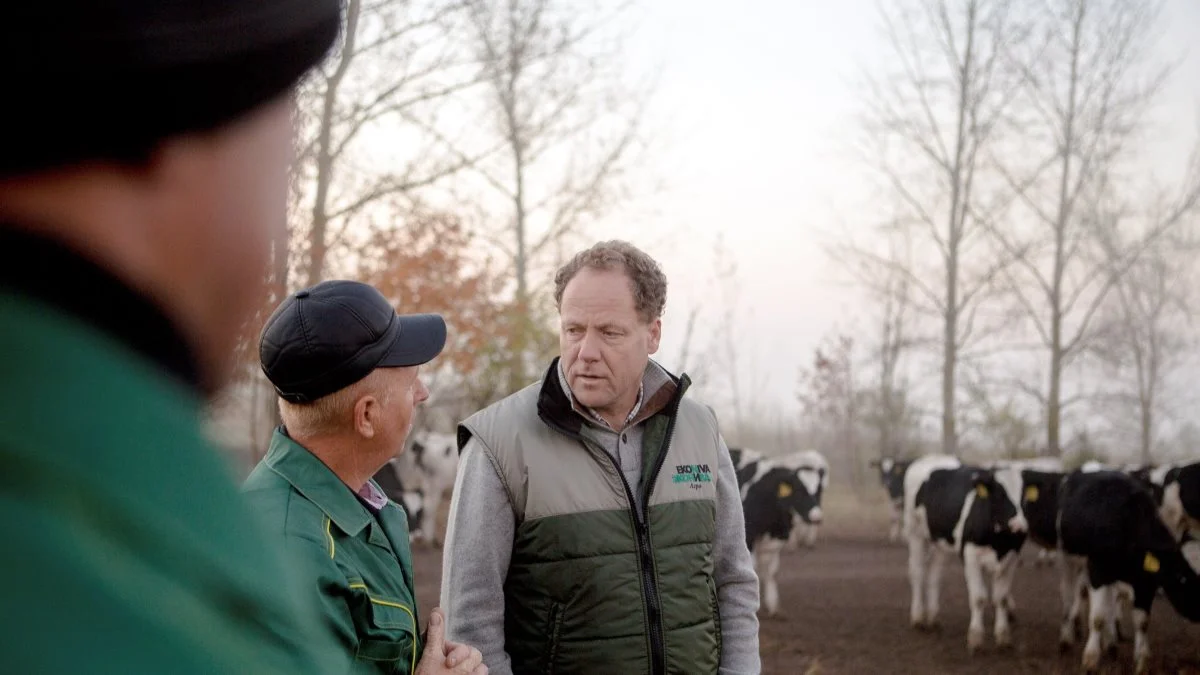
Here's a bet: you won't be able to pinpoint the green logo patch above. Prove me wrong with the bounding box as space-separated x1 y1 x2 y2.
673 463 712 489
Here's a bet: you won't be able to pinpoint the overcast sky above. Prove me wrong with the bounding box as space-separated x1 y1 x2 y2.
590 0 1200 425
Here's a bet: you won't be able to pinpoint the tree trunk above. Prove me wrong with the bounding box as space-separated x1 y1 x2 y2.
306 0 359 288
1045 0 1083 459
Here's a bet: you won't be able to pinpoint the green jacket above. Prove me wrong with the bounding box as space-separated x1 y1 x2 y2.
243 429 423 675
457 360 723 675
0 288 336 674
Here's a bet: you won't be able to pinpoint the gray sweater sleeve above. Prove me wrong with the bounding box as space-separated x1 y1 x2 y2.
439 438 514 675
713 433 763 674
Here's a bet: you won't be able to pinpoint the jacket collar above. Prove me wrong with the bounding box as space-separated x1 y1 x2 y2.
0 226 203 395
538 357 689 434
263 427 376 538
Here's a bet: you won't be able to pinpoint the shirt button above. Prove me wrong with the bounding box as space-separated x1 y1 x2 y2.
621 433 628 443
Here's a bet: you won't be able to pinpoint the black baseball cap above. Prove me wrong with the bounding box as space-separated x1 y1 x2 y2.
259 280 447 403
2 0 341 177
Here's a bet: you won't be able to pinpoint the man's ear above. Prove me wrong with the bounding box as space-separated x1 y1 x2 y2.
647 318 662 354
353 393 380 438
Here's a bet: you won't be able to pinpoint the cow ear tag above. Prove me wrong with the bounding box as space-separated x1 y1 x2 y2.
1144 552 1160 574
976 484 989 498
777 483 793 498
1025 485 1039 502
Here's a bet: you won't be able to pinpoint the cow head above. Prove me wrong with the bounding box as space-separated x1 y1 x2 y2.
774 467 824 525
870 456 909 501
1154 541 1200 622
398 490 426 536
970 467 1027 535
1018 469 1064 547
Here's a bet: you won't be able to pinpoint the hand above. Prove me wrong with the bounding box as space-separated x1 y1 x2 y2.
415 607 487 675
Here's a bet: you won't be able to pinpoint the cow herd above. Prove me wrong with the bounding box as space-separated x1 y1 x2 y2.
875 454 1200 674
370 432 1198 673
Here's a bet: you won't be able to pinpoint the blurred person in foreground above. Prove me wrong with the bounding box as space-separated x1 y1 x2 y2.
244 279 487 675
440 240 762 674
0 1 348 673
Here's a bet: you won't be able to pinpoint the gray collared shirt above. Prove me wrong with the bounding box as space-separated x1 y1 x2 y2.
555 360 644 431
556 361 649 509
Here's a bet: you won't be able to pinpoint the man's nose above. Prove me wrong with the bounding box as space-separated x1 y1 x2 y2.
415 378 430 403
578 331 602 361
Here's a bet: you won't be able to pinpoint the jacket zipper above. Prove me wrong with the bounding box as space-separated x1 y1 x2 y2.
636 388 685 675
544 381 686 675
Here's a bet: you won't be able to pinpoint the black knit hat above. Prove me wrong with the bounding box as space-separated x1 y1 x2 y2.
1 0 341 176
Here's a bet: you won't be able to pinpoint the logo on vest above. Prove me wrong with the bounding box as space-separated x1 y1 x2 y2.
673 463 712 489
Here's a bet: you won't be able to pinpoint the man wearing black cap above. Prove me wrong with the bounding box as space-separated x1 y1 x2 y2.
0 1 345 674
244 279 487 675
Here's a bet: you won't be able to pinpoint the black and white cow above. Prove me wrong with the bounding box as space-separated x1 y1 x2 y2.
903 454 1028 653
869 456 912 543
990 457 1065 567
1056 469 1200 674
371 461 426 537
729 447 766 496
1000 467 1102 646
779 449 830 549
1157 461 1200 543
733 450 825 617
388 430 460 545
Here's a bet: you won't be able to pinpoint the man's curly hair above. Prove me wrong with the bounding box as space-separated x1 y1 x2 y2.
553 240 667 323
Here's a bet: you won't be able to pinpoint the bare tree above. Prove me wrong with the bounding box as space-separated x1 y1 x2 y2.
871 234 919 460
1092 227 1198 463
797 334 863 488
961 367 1038 460
711 235 746 430
984 0 1199 456
849 0 1030 455
293 0 485 287
461 0 650 348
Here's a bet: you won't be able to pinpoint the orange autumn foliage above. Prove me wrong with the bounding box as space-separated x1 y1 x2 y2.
357 211 519 381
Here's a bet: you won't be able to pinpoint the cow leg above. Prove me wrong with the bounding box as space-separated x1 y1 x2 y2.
888 499 903 543
803 522 819 548
1113 583 1133 643
1127 578 1157 675
758 538 784 617
1082 585 1113 672
925 546 947 629
784 517 800 551
992 552 1019 648
907 534 930 629
963 544 988 654
1059 555 1087 649
420 490 441 547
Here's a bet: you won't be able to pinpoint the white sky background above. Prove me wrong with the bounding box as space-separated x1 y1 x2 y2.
585 0 1200 428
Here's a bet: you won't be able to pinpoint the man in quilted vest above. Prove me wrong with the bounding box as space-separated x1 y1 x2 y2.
441 240 762 674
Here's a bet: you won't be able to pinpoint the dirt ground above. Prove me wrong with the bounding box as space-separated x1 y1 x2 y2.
409 533 1200 675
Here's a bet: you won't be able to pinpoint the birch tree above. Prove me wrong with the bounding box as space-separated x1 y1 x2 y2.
851 0 1030 455
985 0 1197 455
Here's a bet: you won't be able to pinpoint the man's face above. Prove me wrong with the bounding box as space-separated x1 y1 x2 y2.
152 95 295 391
379 365 429 457
559 266 661 422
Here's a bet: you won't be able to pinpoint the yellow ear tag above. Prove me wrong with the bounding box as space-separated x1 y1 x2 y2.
1025 485 1039 502
1144 552 1160 574
777 483 793 498
976 484 989 498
